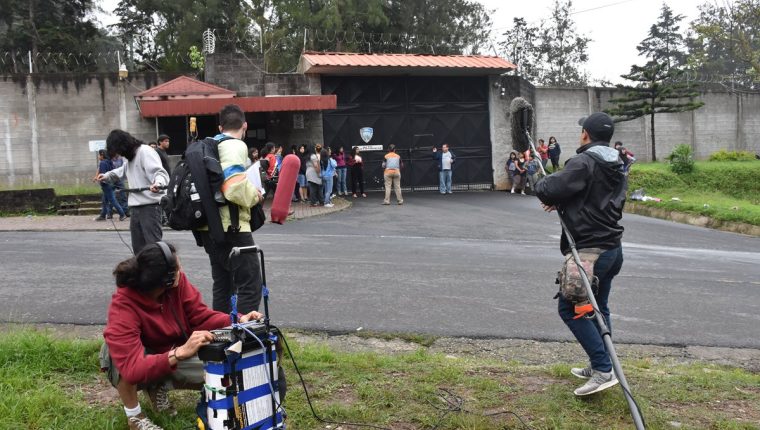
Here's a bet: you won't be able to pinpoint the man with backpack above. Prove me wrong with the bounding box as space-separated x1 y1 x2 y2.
194 105 264 315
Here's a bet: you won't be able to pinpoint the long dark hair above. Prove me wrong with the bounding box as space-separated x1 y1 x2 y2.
113 242 177 293
320 148 330 170
106 129 144 161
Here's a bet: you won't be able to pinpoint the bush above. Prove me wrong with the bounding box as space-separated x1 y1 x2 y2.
708 149 758 162
667 144 695 174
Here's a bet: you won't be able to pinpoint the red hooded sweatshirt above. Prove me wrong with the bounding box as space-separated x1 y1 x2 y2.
103 271 230 385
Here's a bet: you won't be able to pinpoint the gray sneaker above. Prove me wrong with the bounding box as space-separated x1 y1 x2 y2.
570 366 593 379
574 370 619 396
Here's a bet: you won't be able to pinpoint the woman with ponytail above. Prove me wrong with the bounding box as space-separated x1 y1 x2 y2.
101 242 262 430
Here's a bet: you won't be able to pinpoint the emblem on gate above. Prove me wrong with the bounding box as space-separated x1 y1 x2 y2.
360 127 374 143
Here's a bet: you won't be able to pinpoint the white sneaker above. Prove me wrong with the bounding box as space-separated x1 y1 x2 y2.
128 413 163 430
574 370 619 396
324 203 334 208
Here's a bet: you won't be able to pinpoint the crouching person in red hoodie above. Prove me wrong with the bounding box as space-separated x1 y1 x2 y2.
100 241 263 430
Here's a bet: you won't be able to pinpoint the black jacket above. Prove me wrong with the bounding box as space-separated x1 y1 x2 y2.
535 142 627 255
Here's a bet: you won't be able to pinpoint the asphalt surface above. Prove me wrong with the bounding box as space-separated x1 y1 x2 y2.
1 191 758 348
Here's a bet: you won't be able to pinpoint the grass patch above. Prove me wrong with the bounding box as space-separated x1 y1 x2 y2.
628 161 760 226
0 183 100 196
3 328 759 429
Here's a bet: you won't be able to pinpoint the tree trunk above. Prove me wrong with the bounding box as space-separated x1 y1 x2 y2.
650 110 657 162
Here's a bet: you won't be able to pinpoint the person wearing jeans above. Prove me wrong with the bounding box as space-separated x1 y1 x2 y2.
94 149 127 221
432 144 455 194
320 147 336 207
333 146 348 196
557 246 623 374
382 144 403 205
535 112 627 397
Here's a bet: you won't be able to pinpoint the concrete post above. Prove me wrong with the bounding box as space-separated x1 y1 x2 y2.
3 117 15 186
26 76 40 183
118 80 128 130
736 95 745 151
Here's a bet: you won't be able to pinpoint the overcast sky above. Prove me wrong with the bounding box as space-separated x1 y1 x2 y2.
478 0 700 84
98 0 702 84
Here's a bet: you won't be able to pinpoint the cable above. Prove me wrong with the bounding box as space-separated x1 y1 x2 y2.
270 325 392 430
427 388 533 430
109 216 134 255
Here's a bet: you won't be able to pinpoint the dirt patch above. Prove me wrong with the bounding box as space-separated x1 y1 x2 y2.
62 377 120 407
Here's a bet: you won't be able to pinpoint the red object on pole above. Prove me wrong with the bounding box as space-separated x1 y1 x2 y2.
270 154 300 224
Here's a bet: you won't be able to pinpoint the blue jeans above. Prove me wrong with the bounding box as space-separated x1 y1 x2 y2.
558 246 623 373
100 183 125 218
439 170 452 193
337 167 348 194
323 176 334 204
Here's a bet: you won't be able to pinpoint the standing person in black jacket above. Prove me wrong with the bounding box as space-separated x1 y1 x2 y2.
547 136 561 172
534 112 627 397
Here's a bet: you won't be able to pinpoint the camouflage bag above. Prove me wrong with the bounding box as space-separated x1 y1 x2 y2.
555 248 602 319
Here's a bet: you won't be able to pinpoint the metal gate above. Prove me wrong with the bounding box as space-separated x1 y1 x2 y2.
321 76 493 190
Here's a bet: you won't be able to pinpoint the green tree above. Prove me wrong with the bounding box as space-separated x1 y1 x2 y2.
383 0 492 55
638 3 687 73
114 0 255 71
0 0 114 72
499 17 540 79
536 0 590 86
499 1 590 86
687 0 760 88
606 4 703 162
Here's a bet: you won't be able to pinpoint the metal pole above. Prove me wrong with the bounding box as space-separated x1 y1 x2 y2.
558 216 645 430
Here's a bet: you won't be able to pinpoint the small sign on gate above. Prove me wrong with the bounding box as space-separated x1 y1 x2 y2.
88 140 106 152
355 145 383 151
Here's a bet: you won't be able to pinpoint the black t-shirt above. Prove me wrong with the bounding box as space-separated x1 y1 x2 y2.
155 148 171 175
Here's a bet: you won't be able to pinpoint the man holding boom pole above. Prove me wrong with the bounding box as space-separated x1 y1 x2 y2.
534 112 627 396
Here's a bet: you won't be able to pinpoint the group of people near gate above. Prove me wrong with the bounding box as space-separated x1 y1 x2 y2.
92 104 631 429
248 143 369 209
506 135 635 194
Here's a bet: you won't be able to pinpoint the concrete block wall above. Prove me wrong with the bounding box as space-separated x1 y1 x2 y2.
0 79 33 186
535 86 760 162
490 76 536 190
263 74 318 96
267 111 324 149
741 93 760 155
205 54 265 96
0 74 161 187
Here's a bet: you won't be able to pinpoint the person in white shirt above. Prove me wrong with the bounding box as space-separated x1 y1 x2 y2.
97 130 169 254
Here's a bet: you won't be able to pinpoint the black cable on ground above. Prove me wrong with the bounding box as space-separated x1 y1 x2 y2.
271 325 391 430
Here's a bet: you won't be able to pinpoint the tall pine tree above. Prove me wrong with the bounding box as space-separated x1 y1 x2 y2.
606 3 703 161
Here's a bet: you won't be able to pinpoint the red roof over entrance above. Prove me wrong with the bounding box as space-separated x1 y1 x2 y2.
299 52 516 75
135 76 337 117
138 95 337 118
136 76 235 100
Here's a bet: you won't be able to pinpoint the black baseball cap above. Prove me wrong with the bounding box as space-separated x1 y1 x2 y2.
578 112 614 142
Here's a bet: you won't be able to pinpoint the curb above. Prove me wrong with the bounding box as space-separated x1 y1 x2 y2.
625 202 760 237
0 197 352 232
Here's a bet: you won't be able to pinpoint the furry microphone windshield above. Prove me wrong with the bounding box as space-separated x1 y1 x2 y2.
509 97 534 153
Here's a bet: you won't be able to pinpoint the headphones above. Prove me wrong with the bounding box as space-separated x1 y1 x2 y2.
155 241 177 288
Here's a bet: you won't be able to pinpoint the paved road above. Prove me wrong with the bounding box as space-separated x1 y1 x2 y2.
1 192 758 348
